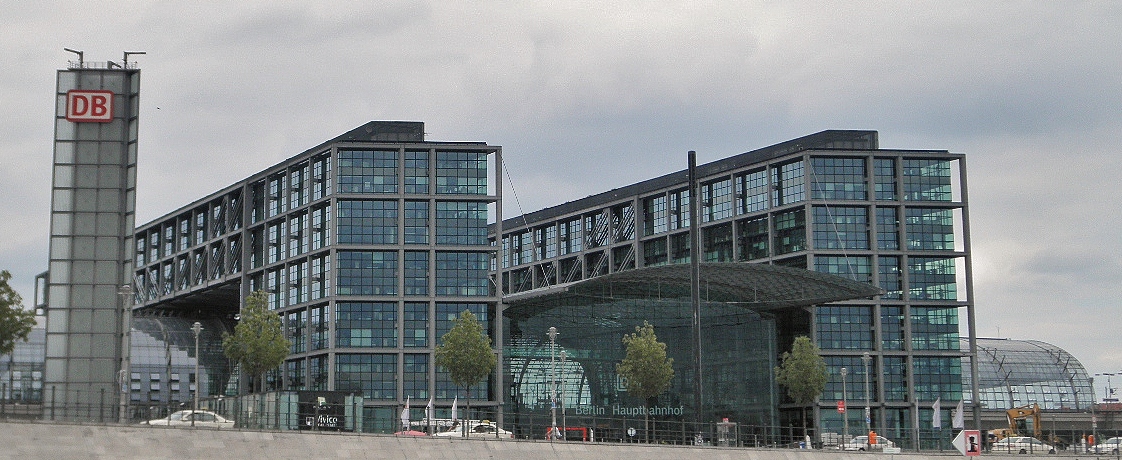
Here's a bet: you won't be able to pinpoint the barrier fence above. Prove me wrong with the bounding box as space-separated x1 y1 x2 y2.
3 386 1120 455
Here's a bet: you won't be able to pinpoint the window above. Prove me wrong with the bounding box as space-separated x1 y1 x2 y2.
435 252 490 296
643 238 668 266
337 251 397 296
815 305 872 350
404 354 428 400
812 206 869 250
436 151 488 195
701 178 733 222
435 201 487 245
311 153 332 201
310 204 331 250
404 150 430 194
811 157 866 200
669 189 690 230
772 160 805 206
643 195 668 236
773 208 806 255
404 201 429 244
288 309 306 354
876 207 899 250
336 302 397 348
404 251 429 296
735 168 768 214
874 158 896 200
736 215 769 261
404 302 428 348
913 356 963 402
908 257 957 300
310 305 329 351
815 256 871 284
911 307 959 351
878 256 902 300
903 159 952 201
905 207 954 250
881 306 904 351
702 223 733 262
338 150 398 194
338 200 398 245
335 354 396 400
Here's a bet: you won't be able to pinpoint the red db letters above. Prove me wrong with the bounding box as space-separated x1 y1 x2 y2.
66 90 114 122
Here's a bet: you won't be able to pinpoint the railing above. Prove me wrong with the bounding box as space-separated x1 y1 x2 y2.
4 389 1119 455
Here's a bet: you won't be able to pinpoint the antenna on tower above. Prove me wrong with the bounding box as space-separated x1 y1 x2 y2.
63 48 84 67
123 51 146 68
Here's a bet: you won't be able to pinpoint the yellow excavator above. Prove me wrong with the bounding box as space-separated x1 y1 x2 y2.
990 403 1041 441
989 403 1067 449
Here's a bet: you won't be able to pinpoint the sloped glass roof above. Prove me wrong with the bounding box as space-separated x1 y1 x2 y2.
504 262 885 314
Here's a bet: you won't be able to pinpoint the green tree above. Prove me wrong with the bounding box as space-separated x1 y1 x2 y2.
0 270 36 356
616 321 674 443
434 310 496 433
774 335 828 444
222 290 289 394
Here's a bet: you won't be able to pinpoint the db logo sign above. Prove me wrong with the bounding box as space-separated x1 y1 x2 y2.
66 90 114 122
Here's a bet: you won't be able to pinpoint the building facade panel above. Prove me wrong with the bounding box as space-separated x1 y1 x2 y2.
132 122 501 428
494 130 973 446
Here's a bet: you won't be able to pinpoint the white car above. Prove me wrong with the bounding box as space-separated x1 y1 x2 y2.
141 410 235 429
1093 437 1122 454
842 435 896 451
991 436 1055 454
434 421 514 439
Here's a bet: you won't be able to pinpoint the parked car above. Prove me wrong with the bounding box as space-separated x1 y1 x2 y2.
1093 437 1122 454
991 436 1055 454
842 435 896 451
141 410 235 429
434 420 513 439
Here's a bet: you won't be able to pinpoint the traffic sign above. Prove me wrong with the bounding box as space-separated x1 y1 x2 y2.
952 430 982 456
837 400 846 413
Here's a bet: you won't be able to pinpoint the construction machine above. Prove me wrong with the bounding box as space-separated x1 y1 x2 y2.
990 403 1042 441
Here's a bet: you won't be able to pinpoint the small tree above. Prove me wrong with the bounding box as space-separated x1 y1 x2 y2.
616 321 674 443
434 310 496 433
774 335 828 444
0 270 36 356
222 290 290 394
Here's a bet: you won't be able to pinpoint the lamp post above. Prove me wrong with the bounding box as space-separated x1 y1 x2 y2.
1090 376 1097 450
861 352 872 447
560 350 568 440
117 284 134 424
191 321 203 427
548 326 559 440
841 367 849 442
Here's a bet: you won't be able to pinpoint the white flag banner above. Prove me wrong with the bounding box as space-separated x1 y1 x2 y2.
451 397 459 422
932 398 942 428
401 397 411 429
952 399 965 429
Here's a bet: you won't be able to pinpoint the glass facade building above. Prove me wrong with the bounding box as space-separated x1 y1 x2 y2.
130 122 501 431
495 130 974 444
1 325 45 403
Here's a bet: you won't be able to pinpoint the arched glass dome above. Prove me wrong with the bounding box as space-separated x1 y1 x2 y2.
963 338 1093 410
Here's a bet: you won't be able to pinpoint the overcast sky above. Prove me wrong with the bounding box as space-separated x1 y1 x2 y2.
2 2 1120 397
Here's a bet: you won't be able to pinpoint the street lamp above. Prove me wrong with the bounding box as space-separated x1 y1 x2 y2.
861 352 872 445
841 367 849 442
117 284 134 424
548 326 559 440
191 321 203 427
560 350 568 439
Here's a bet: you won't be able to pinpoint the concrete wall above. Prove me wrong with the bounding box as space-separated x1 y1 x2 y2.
0 421 1029 460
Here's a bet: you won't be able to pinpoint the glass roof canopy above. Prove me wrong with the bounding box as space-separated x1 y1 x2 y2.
504 262 886 314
